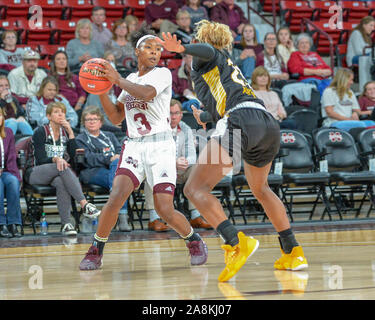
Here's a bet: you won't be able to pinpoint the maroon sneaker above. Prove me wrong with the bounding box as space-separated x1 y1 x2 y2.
79 245 103 270
186 239 208 266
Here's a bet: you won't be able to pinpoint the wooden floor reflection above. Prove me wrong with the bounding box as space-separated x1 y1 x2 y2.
1 229 375 300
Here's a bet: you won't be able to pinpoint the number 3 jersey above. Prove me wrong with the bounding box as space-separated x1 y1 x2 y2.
117 67 173 138
190 44 266 122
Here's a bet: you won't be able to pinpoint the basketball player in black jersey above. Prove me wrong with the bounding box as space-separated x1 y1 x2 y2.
157 20 308 282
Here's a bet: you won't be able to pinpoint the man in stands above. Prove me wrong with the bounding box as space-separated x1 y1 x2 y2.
91 6 113 46
7 50 47 109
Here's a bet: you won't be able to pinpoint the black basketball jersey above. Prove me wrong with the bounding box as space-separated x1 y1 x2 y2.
190 46 265 122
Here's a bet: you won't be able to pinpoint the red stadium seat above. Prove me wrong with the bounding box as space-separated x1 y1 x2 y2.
61 0 94 19
341 1 370 23
280 1 313 33
29 0 65 19
309 1 337 21
91 0 126 19
49 20 77 45
167 58 182 70
260 0 280 13
0 0 29 19
16 19 53 45
38 44 66 59
368 1 375 17
123 0 151 19
0 19 18 30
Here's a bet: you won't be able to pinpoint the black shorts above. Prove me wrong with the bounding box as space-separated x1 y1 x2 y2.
213 107 280 169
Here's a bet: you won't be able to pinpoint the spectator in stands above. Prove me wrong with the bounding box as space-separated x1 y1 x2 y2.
124 15 139 38
251 66 296 129
172 54 202 112
50 50 87 117
84 52 124 133
0 75 33 136
66 19 104 71
145 0 179 35
277 26 296 67
26 76 78 128
321 68 375 130
234 24 263 81
173 10 194 45
0 108 23 238
76 106 131 232
181 0 209 30
27 102 101 236
358 81 375 119
8 50 47 108
346 16 375 67
202 0 222 16
145 99 212 232
210 0 248 40
91 6 113 47
256 32 289 89
288 33 332 96
104 19 137 71
0 30 24 68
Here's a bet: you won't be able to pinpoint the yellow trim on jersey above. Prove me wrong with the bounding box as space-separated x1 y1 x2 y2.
202 66 227 117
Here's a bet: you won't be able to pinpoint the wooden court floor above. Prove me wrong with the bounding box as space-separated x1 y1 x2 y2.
0 223 375 300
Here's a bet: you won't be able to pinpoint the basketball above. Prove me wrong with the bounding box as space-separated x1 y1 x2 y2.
79 58 113 95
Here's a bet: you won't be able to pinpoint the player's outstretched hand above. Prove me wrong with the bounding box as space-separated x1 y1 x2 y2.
191 106 207 130
102 60 121 85
156 32 185 54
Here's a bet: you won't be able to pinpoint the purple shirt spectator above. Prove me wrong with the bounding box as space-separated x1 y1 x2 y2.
56 74 87 108
1 127 21 182
145 0 179 25
210 0 248 34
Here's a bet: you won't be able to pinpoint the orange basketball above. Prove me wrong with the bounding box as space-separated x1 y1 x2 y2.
79 58 113 95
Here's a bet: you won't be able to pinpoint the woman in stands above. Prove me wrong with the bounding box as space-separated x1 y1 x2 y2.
255 32 289 89
76 106 131 232
0 30 24 68
66 19 104 71
321 68 375 131
157 20 308 282
276 26 296 67
104 19 137 71
0 108 23 238
251 66 296 129
358 81 375 119
181 0 209 30
0 75 33 136
79 25 208 271
233 23 263 81
50 50 87 115
26 76 78 129
27 102 101 236
288 33 332 96
346 16 375 68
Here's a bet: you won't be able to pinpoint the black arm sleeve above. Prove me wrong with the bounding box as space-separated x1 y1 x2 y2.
32 127 52 165
183 43 216 62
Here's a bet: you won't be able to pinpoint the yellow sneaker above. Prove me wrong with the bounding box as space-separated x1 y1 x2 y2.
218 232 259 282
274 246 308 271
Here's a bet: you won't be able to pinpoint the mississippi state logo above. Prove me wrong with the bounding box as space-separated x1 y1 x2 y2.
329 132 342 142
281 132 296 143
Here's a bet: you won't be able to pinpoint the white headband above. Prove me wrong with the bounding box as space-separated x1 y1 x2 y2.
136 35 157 48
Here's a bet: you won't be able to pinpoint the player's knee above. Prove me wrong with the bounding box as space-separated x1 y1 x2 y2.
154 201 174 220
251 183 270 201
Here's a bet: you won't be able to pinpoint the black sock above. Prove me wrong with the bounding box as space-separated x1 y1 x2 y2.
278 228 299 254
92 233 108 255
216 220 239 247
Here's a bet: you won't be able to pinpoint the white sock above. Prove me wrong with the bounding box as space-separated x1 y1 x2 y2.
190 209 200 220
149 209 160 222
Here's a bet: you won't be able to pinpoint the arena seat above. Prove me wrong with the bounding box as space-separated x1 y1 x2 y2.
341 1 370 23
313 128 375 219
49 20 77 45
0 0 29 19
61 0 94 19
16 19 53 45
39 44 66 59
29 0 65 19
280 1 313 33
123 0 151 19
309 1 337 21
